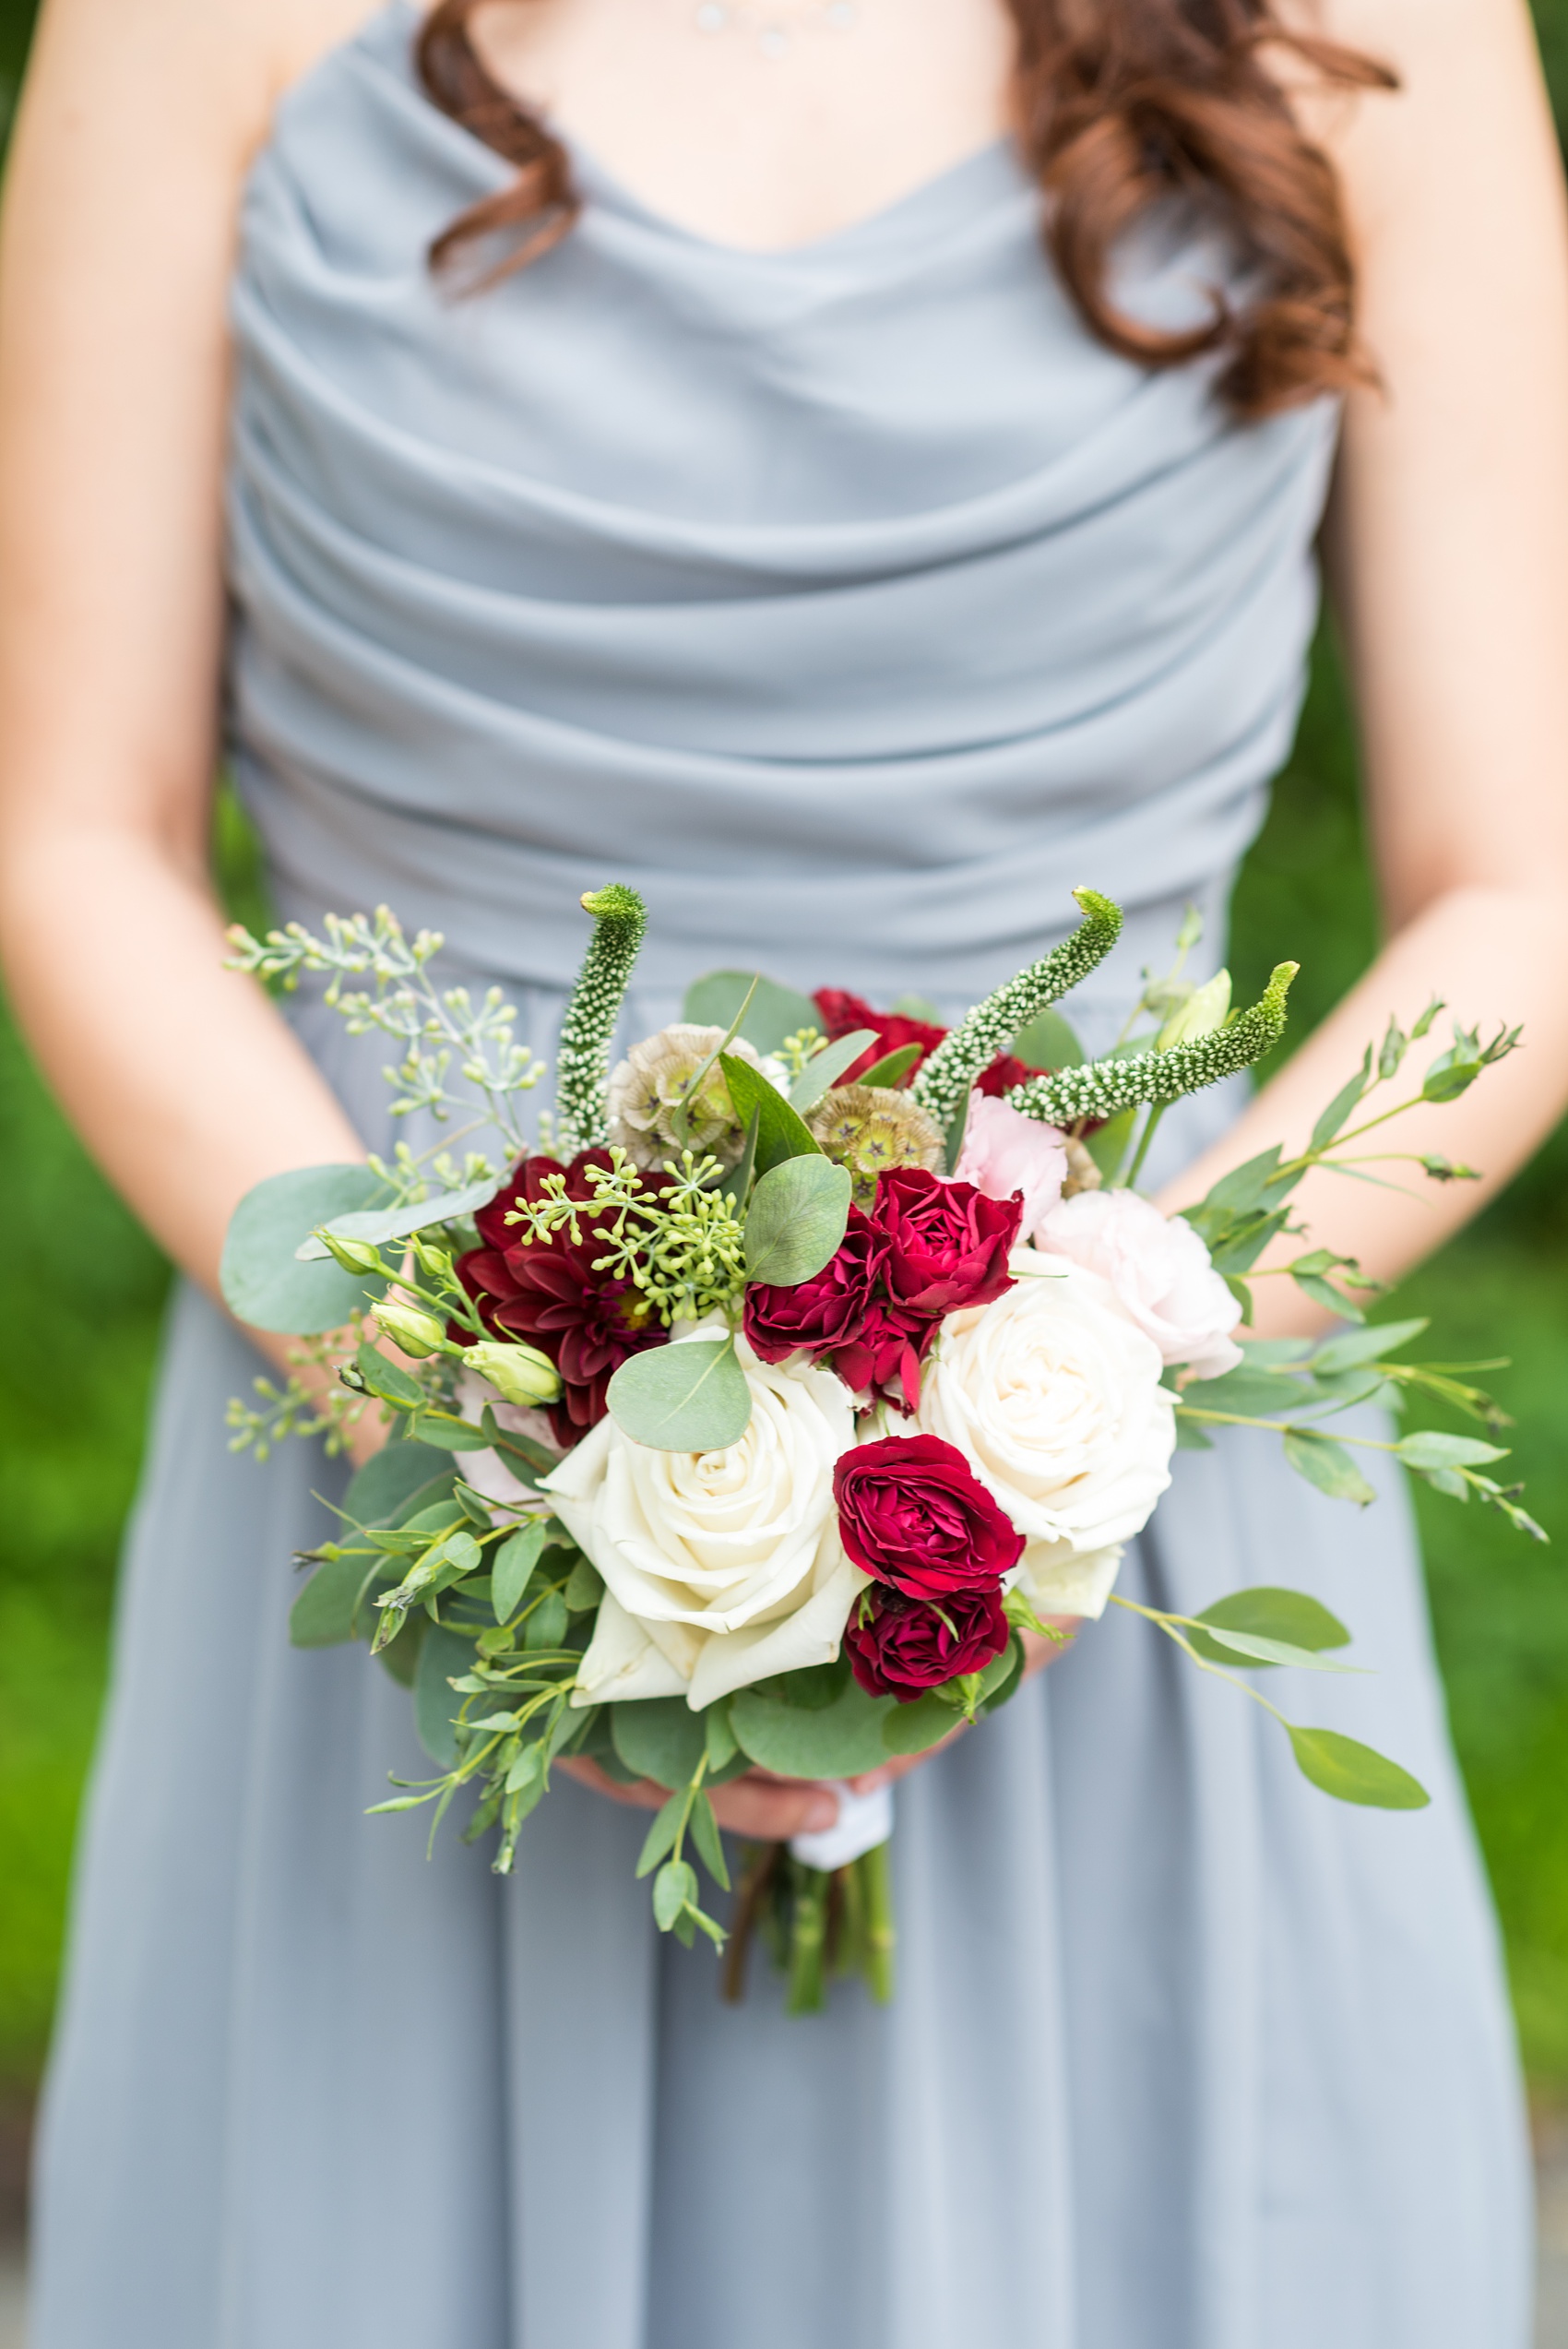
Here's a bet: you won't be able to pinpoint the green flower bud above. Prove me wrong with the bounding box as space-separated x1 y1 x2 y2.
320 1231 384 1276
372 1300 446 1358
1157 969 1231 1051
467 1339 563 1408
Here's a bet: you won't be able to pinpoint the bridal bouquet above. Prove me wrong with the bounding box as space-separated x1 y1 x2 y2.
221 885 1538 2009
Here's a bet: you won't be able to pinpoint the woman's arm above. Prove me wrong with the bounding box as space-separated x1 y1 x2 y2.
1163 0 1568 1321
0 0 376 1353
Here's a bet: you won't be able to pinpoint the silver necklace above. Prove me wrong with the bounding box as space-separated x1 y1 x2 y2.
694 0 860 61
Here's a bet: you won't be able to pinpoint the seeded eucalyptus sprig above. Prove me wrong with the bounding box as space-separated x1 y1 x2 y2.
909 887 1123 1132
1009 960 1299 1127
552 884 648 1156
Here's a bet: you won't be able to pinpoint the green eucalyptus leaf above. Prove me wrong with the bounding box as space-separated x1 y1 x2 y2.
882 1694 963 1756
689 1791 731 1890
1191 1146 1288 1221
294 1174 502 1262
1186 1585 1350 1668
355 1344 424 1411
653 1857 699 1932
612 1697 707 1790
1310 1318 1429 1377
608 1338 751 1452
1283 1429 1378 1506
1286 1724 1431 1810
1395 1430 1509 1471
1201 1628 1364 1673
743 1156 852 1286
414 1626 475 1767
704 1701 739 1771
220 1164 390 1335
636 1792 684 1878
790 1030 881 1112
682 971 820 1055
289 1548 386 1649
719 1105 761 1208
1010 1008 1085 1070
493 1521 549 1623
857 1043 924 1090
344 1440 451 1527
563 1554 605 1614
523 1592 570 1650
719 1054 823 1174
1174 1417 1215 1450
731 1675 893 1779
409 1410 493 1451
1310 1052 1372 1151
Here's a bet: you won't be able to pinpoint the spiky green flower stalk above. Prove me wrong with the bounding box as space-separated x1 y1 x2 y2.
909 888 1124 1131
552 885 647 1155
1007 962 1298 1127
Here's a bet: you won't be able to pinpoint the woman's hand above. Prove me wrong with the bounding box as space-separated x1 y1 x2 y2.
559 1621 1078 1834
557 1755 843 1839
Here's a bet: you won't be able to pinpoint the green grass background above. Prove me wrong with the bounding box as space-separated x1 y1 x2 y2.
2 0 1568 2096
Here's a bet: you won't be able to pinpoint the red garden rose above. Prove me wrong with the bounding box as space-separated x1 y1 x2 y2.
455 1151 662 1443
833 1432 1025 1596
743 1205 930 1409
871 1164 1022 1317
844 1580 1011 1701
743 1203 890 1364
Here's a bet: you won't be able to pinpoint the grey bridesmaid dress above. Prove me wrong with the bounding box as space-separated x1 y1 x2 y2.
30 6 1532 2343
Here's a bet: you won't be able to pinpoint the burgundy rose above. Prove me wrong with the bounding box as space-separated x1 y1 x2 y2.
813 989 947 1086
845 1581 1011 1702
455 1151 661 1442
872 1164 1022 1318
833 1433 1024 1596
743 1204 890 1364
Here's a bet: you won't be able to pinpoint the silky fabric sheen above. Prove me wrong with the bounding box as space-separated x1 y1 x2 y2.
31 7 1530 2346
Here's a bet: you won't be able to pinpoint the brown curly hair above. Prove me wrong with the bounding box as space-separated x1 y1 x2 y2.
415 0 1395 418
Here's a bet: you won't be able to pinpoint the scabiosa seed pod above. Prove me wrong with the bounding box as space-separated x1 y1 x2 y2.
806 1086 944 1211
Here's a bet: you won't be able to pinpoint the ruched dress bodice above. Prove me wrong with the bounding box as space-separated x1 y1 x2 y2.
228 0 1335 1001
30 14 1530 2349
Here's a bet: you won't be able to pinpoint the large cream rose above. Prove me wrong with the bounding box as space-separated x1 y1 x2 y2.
916 1249 1176 1618
544 1327 865 1711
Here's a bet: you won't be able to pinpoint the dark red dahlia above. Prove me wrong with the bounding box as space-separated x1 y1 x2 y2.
455 1151 662 1443
844 1581 1012 1702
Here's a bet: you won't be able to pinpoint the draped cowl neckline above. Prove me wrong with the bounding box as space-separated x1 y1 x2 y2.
225 0 1339 999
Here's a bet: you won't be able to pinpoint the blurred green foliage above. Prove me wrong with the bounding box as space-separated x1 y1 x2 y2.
2 0 1568 2094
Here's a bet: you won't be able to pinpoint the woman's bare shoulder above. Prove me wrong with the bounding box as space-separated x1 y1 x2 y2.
18 0 393 170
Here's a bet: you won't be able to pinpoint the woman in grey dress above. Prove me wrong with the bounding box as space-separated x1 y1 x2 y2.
2 0 1567 2340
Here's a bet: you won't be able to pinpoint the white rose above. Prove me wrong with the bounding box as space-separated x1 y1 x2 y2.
1036 1187 1243 1380
543 1326 865 1711
916 1250 1175 1616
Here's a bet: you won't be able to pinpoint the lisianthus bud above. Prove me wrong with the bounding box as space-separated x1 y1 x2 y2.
1157 969 1231 1051
372 1300 446 1358
320 1232 384 1276
466 1339 564 1407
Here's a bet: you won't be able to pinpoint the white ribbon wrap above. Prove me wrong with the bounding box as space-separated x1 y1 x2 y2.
788 1781 895 1873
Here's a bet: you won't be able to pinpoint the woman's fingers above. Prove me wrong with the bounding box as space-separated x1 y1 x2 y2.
709 1771 838 1839
558 1754 839 1839
556 1755 667 1811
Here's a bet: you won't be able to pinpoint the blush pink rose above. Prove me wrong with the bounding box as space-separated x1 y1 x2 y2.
953 1095 1069 1242
1036 1187 1243 1380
